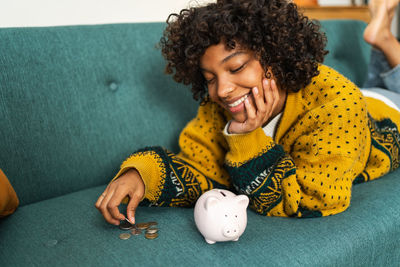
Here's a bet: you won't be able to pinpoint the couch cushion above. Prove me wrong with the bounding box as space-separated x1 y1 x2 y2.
1 168 399 266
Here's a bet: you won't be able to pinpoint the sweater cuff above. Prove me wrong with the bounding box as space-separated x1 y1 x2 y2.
112 151 166 203
223 127 275 166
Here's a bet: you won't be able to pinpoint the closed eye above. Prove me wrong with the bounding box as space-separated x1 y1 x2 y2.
230 63 246 74
205 77 215 84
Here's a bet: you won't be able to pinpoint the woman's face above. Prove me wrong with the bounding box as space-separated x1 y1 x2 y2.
200 42 269 123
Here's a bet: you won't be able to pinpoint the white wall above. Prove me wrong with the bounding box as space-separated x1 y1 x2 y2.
0 0 215 28
0 0 397 35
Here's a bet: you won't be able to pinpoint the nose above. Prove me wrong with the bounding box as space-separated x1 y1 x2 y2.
222 222 240 238
217 77 235 99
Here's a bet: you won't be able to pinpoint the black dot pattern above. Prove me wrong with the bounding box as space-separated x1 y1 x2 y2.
276 65 371 217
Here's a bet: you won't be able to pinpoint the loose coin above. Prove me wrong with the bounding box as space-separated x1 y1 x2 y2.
119 220 134 230
145 232 158 240
131 228 142 235
146 227 158 234
136 222 150 230
119 233 131 240
147 221 158 227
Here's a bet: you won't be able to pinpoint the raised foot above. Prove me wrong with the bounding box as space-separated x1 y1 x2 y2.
363 0 396 49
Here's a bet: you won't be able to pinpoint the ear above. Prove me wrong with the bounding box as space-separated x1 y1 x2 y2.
235 195 249 208
204 196 219 211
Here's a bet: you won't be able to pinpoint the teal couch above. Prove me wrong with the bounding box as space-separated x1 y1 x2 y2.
1 20 399 266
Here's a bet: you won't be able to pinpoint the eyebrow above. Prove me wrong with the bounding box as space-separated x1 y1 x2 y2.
200 51 246 72
221 51 245 64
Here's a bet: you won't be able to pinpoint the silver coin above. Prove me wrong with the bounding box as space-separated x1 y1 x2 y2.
119 233 131 240
119 220 134 230
146 227 158 234
131 228 142 235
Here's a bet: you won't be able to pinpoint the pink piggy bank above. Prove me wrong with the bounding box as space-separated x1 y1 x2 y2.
194 189 249 244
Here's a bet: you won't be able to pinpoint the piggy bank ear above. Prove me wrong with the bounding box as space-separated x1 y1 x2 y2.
235 195 249 208
204 196 219 211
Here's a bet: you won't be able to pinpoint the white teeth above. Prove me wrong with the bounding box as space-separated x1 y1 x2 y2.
228 94 248 108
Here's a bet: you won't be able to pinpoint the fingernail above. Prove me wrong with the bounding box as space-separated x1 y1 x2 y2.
245 98 250 105
253 87 258 95
127 216 135 224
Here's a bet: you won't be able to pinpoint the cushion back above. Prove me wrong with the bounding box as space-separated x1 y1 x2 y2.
321 20 370 86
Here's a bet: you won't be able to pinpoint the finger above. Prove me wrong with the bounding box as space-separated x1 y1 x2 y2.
95 189 107 209
95 182 113 207
99 189 121 225
269 79 280 116
95 182 114 211
126 195 142 224
263 79 274 117
252 86 266 115
107 187 130 223
244 96 257 121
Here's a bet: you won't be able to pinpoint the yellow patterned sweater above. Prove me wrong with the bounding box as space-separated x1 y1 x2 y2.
113 65 400 217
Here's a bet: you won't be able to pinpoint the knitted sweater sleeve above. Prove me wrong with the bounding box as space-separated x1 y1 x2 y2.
223 127 299 217
111 102 231 207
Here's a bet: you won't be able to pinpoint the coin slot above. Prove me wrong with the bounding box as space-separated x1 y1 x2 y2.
219 191 226 197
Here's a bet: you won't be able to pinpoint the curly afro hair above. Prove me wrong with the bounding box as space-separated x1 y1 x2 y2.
160 0 328 102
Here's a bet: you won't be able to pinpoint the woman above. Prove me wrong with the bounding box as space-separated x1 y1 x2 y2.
95 0 400 225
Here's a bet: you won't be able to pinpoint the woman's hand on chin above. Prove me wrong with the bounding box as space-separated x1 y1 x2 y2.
228 78 280 134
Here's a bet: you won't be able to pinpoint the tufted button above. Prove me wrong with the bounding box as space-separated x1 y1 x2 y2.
108 82 118 91
45 239 58 247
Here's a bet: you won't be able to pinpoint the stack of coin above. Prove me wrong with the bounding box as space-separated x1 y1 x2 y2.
118 219 159 240
119 219 135 230
146 227 158 234
145 232 158 239
143 222 159 240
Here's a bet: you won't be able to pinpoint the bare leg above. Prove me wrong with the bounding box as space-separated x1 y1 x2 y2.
363 0 400 68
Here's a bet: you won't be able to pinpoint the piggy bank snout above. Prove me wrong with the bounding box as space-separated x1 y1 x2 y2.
222 222 240 238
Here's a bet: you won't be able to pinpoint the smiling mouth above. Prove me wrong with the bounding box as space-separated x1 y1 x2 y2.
227 94 249 108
